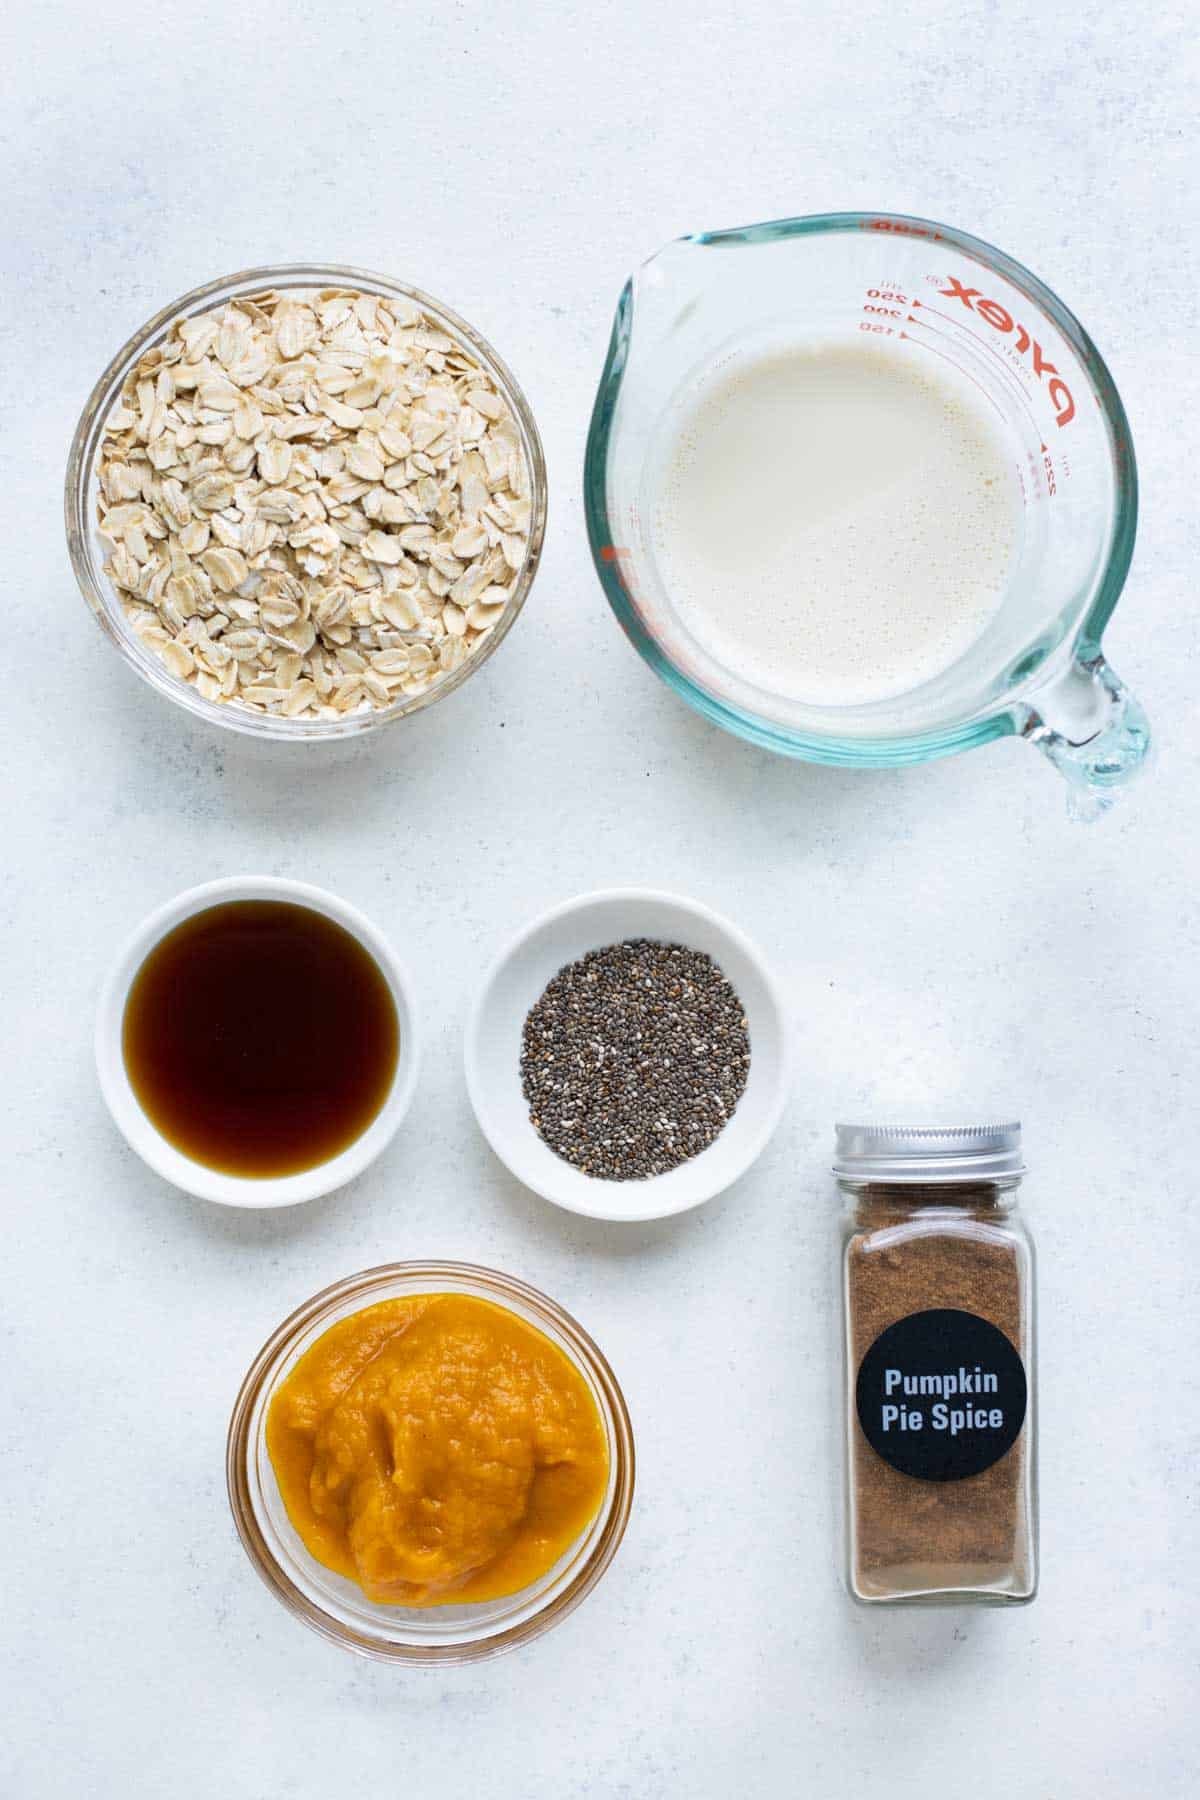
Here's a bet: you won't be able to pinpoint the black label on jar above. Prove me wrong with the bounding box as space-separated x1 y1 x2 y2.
855 1308 1027 1482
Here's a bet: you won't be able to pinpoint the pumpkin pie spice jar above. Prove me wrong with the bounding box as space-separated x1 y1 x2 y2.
837 1123 1037 1606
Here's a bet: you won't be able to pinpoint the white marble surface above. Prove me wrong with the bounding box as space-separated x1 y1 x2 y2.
2 1 1197 1794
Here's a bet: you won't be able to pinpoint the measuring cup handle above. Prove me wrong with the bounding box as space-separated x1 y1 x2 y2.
1019 653 1150 820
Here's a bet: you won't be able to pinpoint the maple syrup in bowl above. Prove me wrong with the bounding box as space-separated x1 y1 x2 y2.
96 878 420 1205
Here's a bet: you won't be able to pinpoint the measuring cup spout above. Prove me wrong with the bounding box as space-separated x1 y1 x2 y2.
1019 654 1150 819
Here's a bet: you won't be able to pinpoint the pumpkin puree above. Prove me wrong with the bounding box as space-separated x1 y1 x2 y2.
266 1293 610 1606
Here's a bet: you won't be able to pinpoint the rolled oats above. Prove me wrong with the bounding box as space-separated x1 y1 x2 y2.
96 286 533 721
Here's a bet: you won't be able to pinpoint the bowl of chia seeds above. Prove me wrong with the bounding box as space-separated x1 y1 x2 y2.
464 890 790 1221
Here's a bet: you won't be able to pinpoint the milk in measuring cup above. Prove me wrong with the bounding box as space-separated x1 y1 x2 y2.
648 339 1021 708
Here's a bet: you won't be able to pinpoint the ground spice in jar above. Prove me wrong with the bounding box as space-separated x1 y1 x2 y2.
520 939 750 1180
837 1124 1037 1605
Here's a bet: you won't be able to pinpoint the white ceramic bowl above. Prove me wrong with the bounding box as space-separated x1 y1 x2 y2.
96 877 420 1206
465 889 790 1221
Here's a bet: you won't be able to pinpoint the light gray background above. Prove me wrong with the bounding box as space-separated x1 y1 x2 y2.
2 2 1196 1795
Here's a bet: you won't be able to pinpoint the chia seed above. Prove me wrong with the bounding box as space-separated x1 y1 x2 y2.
520 938 751 1181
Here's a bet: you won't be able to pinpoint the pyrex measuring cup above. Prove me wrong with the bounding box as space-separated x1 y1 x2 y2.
584 212 1148 811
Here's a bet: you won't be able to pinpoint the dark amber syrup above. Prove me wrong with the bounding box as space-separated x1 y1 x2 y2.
122 900 399 1177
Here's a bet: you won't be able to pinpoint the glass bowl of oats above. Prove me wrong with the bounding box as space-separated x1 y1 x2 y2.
66 265 547 738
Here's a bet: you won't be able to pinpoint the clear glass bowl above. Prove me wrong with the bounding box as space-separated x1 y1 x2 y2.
66 265 548 740
226 1262 635 1662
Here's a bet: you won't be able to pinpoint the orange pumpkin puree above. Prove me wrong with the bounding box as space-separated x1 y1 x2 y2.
266 1293 610 1606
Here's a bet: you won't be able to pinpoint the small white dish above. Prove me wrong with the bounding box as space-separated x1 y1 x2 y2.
95 876 420 1207
465 889 790 1222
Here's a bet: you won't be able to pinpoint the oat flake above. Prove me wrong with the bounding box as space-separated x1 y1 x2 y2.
96 287 533 720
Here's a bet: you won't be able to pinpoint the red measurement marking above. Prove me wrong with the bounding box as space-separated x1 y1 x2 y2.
912 297 979 330
863 220 942 240
600 545 632 562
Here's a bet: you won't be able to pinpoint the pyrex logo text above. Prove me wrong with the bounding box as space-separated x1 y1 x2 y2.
939 277 1075 428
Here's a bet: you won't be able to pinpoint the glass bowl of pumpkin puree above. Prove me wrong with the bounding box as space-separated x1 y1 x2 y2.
227 1263 635 1661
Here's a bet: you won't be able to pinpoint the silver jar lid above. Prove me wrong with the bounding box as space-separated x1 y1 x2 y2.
833 1121 1024 1183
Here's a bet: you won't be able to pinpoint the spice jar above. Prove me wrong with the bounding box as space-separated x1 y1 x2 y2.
837 1123 1037 1606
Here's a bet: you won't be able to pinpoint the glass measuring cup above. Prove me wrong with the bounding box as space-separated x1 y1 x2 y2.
584 212 1148 812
